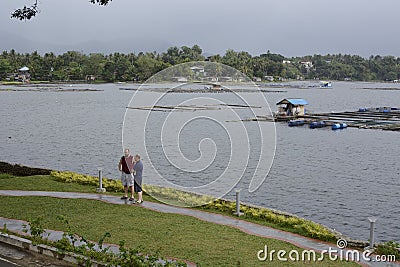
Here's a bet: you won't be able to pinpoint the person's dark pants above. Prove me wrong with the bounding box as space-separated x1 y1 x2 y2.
134 181 142 193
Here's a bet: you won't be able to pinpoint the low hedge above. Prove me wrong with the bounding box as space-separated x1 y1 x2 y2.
375 241 400 259
50 170 215 206
202 199 337 242
51 170 122 192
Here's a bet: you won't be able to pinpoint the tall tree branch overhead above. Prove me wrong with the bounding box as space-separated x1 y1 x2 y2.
11 0 112 20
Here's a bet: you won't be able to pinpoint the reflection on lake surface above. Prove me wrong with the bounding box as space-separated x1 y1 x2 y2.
0 81 399 242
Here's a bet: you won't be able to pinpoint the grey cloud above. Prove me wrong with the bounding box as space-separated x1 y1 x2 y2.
1 0 400 57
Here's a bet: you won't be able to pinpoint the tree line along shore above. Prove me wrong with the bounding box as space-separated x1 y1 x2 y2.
1 46 400 83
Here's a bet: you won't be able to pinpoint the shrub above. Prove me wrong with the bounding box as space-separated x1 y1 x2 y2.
51 170 123 193
375 241 400 259
51 170 215 206
200 199 337 242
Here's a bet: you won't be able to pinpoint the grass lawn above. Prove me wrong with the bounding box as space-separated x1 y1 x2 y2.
0 174 338 241
0 174 359 266
0 196 359 267
0 174 98 193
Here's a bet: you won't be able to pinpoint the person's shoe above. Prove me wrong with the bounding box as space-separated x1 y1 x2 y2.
136 200 143 204
128 197 135 202
120 196 128 200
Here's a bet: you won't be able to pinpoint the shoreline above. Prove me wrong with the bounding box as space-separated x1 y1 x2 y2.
0 161 366 247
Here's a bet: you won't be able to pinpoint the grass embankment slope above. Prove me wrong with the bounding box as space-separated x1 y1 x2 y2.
0 174 358 266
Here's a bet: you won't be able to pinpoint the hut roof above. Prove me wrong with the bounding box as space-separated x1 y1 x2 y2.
276 98 308 106
19 66 29 71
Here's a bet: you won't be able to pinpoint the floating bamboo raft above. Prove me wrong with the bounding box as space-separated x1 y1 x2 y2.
0 87 103 92
119 87 286 93
126 103 262 112
126 103 400 131
276 108 400 131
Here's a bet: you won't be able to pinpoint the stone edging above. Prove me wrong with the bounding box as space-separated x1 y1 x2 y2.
0 232 106 267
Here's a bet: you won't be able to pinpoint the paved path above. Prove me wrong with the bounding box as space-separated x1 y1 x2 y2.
0 190 398 267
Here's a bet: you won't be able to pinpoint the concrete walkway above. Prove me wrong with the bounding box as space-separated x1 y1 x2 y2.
0 190 398 267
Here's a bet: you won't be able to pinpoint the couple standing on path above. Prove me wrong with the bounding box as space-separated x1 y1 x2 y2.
118 148 143 204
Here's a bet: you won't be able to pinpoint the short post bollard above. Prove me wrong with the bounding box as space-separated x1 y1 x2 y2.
96 168 106 193
235 189 243 216
368 217 377 250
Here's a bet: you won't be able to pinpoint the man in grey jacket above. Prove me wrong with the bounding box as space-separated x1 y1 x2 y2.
133 154 143 204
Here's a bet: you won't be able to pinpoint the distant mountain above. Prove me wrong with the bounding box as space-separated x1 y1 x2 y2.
69 37 174 55
0 30 173 55
0 30 42 53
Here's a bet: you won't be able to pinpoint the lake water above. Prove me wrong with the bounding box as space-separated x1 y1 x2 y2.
0 81 399 243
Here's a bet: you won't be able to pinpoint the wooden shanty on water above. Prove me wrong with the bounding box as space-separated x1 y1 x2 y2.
272 98 400 131
276 98 308 117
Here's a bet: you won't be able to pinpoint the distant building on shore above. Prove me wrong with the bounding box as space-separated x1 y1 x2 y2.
265 75 274 82
86 75 96 83
171 76 188 82
18 66 30 83
300 61 313 71
219 76 233 82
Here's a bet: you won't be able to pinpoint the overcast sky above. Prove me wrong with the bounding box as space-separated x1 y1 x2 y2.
1 0 400 57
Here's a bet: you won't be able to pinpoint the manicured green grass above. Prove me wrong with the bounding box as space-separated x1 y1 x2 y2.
0 174 98 193
48 171 336 242
0 196 358 267
0 174 339 242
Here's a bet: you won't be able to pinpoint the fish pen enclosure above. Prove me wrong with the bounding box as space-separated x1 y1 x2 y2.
301 108 400 131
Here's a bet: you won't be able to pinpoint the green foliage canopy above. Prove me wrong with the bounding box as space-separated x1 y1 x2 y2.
2 46 400 82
